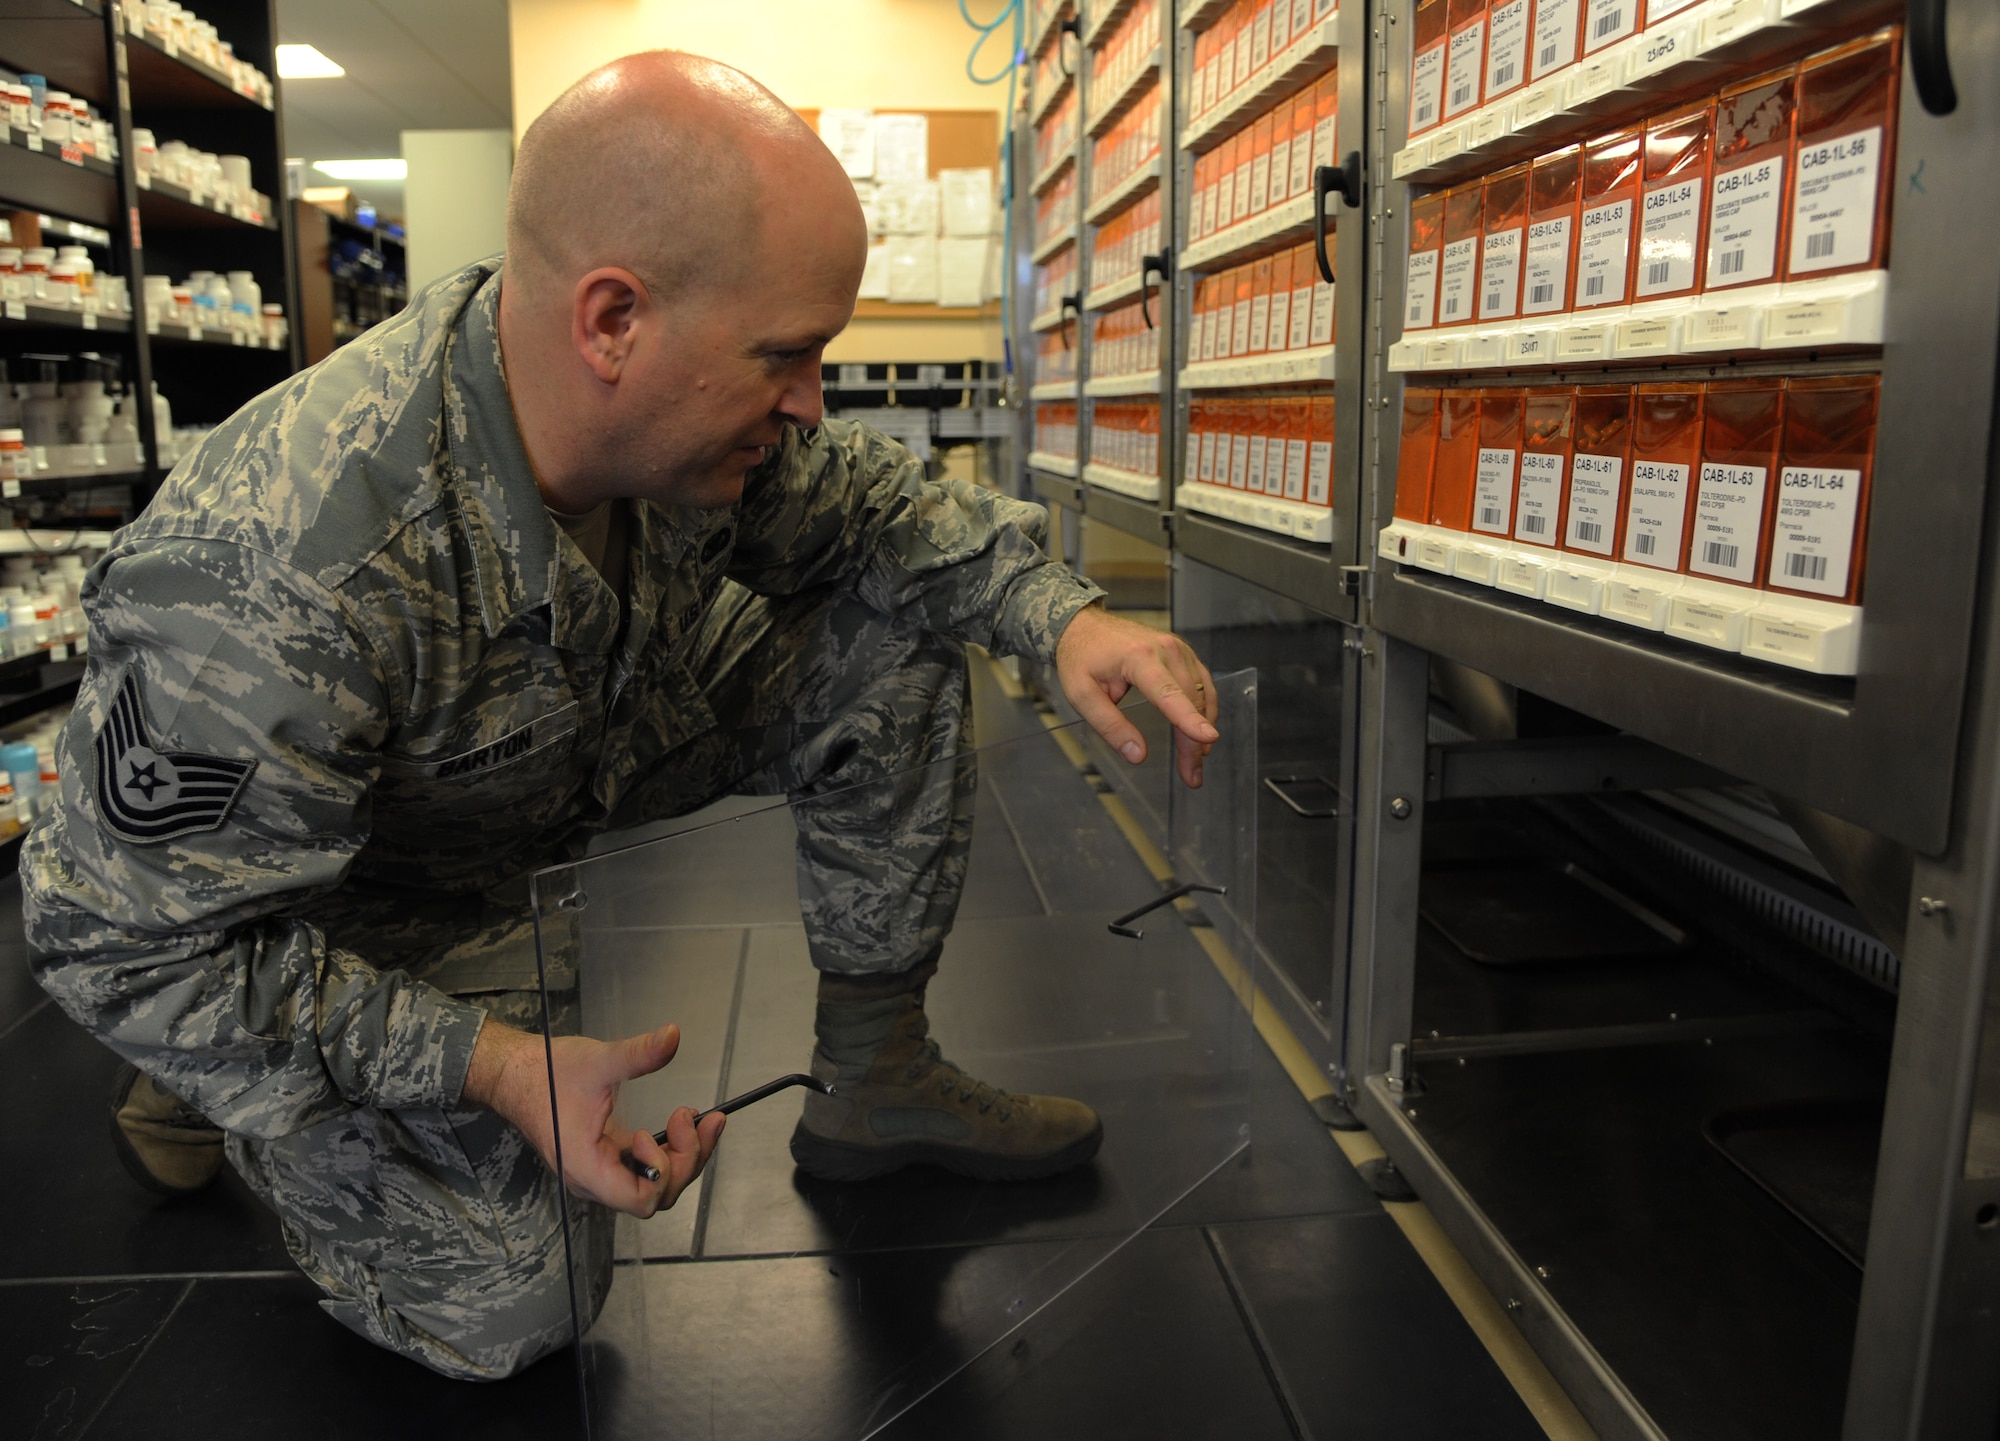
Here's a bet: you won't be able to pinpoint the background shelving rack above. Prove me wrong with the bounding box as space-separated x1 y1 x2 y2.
0 0 300 852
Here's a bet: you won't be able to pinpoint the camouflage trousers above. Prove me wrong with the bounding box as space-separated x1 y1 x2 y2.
231 583 976 1380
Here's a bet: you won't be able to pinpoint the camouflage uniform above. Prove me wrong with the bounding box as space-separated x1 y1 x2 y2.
22 259 1102 1379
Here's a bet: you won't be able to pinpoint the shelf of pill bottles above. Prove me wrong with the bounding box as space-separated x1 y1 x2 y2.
1393 269 1884 369
1031 0 1075 59
136 171 277 230
1086 369 1163 396
1182 344 1337 389
1031 380 1081 401
1084 462 1164 500
0 299 129 333
6 439 144 484
1178 0 1237 30
1028 450 1082 477
1086 48 1161 140
147 318 286 348
0 125 117 226
123 29 276 113
0 1 109 107
1031 143 1078 198
1391 0 1896 185
1085 152 1162 225
1180 10 1340 154
1377 376 1878 677
1183 189 1329 272
1032 226 1079 264
1086 269 1148 313
1178 483 1337 541
1088 0 1145 44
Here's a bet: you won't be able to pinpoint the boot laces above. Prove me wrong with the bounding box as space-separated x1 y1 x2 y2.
900 1015 1022 1121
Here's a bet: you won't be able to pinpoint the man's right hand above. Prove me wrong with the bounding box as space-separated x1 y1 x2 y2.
463 1019 724 1218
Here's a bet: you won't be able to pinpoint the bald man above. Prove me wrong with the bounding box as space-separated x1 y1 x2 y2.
23 52 1218 1380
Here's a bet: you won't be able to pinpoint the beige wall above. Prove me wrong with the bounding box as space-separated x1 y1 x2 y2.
401 129 513 293
507 0 1009 363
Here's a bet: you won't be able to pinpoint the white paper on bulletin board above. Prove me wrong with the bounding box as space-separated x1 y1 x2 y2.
859 242 891 299
885 236 939 302
874 113 929 182
851 179 881 236
820 108 876 179
939 168 995 237
938 237 988 307
876 179 940 236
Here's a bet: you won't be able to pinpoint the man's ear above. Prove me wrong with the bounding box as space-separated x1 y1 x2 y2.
573 268 647 384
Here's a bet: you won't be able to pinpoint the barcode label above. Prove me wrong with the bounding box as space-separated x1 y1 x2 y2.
1495 63 1515 87
1718 249 1744 276
1702 542 1738 568
1772 464 1860 595
1575 521 1602 543
1592 8 1622 36
1480 507 1504 526
1632 531 1656 555
1409 300 1426 322
1474 447 1518 534
1451 82 1474 107
1790 128 1881 274
1416 97 1437 125
1521 513 1547 534
1485 291 1503 309
1584 274 1605 296
1785 553 1829 581
1538 43 1557 64
1445 296 1461 315
1806 231 1836 260
1646 260 1671 286
1530 283 1553 304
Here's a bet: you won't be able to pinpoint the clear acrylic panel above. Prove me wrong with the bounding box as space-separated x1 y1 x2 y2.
529 670 1257 1439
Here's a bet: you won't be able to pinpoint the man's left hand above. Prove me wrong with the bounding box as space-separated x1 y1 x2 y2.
1055 603 1220 788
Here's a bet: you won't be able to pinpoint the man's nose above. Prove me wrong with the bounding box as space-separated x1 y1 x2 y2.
776 371 824 433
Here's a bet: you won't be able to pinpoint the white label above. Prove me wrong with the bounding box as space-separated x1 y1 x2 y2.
1252 7 1273 70
1199 429 1219 482
1249 293 1271 352
1771 466 1861 596
1575 198 1632 307
1583 0 1635 52
1411 43 1446 132
1486 0 1531 95
0 478 17 498
1790 125 1882 275
1689 462 1769 582
1565 453 1624 553
1270 136 1292 202
1290 125 1315 196
1284 438 1308 501
1706 155 1784 288
1406 246 1441 330
1268 289 1293 352
1308 439 1332 505
1648 0 1704 16
1290 281 1315 348
1636 178 1702 297
1230 432 1251 487
1473 447 1518 533
24 131 41 152
1309 276 1335 346
1514 451 1567 544
1624 460 1691 567
1439 236 1479 324
1530 0 1582 79
1312 112 1338 179
2 301 22 320
1202 183 1219 238
1248 435 1269 492
1522 214 1572 314
1186 431 1203 483
81 311 96 330
1480 227 1524 320
1250 153 1271 215
1445 21 1487 119
1632 22 1688 76
1232 299 1253 355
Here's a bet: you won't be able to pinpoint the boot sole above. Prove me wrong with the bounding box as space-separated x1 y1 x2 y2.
108 1063 220 1199
788 1118 1104 1183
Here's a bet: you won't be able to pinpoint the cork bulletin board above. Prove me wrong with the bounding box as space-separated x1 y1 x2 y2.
795 107 1004 321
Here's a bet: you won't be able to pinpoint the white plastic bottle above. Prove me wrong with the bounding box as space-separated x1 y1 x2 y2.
226 270 260 333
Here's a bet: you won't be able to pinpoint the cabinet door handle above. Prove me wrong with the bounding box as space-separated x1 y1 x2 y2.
1910 0 1957 115
1109 881 1226 939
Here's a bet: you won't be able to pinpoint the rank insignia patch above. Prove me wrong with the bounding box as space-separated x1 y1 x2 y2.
94 671 256 843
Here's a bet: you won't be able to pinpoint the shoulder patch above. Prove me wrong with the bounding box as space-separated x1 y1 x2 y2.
93 671 257 844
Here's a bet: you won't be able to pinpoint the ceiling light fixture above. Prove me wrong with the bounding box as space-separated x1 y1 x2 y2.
276 44 345 79
313 158 407 181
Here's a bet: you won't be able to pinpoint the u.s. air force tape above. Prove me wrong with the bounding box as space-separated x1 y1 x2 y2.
94 670 256 844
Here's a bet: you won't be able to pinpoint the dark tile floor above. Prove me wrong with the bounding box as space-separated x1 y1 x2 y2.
1 661 1546 1441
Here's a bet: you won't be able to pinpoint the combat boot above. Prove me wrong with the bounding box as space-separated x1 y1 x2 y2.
110 1063 224 1196
789 959 1102 1183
